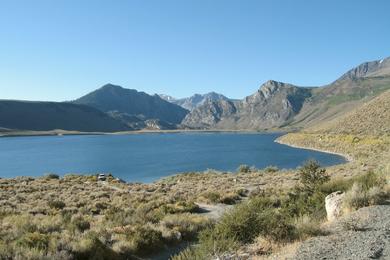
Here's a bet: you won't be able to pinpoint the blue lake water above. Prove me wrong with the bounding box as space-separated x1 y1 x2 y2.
0 132 346 183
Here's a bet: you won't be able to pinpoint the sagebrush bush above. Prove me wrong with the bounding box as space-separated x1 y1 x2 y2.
48 200 66 210
299 160 329 192
126 226 164 255
161 213 210 240
201 191 221 203
294 215 327 239
237 164 251 173
264 166 279 173
16 232 49 251
44 173 60 179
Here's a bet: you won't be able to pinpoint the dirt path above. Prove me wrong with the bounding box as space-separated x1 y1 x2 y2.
195 202 234 219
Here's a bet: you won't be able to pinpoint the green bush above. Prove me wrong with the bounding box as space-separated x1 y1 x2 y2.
354 171 384 191
237 164 251 173
264 166 279 173
299 160 329 192
201 191 221 203
73 233 119 260
127 226 164 255
48 200 66 210
71 216 91 233
192 196 297 256
44 173 60 179
16 232 49 251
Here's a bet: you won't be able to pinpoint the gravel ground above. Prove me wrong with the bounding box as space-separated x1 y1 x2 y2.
292 205 390 260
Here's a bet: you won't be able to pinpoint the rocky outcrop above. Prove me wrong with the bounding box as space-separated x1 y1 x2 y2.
325 191 345 221
181 99 237 128
182 80 312 129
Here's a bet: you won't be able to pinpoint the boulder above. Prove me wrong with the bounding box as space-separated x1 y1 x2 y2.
325 191 345 221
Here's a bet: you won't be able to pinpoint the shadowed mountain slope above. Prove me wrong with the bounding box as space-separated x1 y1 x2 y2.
74 84 189 124
0 100 130 132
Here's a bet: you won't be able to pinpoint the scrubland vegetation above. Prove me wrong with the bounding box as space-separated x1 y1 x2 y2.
173 161 390 259
0 166 299 259
1 155 387 260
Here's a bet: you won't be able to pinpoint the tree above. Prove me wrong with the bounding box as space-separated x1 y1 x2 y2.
299 160 329 192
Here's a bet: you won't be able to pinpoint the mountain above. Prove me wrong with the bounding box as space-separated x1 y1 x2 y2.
160 92 231 111
158 94 177 103
0 100 130 132
182 81 312 129
74 84 189 125
183 56 390 130
288 57 390 129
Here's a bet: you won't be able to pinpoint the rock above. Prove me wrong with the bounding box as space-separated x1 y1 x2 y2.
325 191 345 221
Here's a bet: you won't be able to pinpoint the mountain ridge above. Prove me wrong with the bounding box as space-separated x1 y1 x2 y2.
73 83 189 125
183 56 390 130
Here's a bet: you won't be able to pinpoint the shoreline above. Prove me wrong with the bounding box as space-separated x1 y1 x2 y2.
274 138 353 163
0 128 287 138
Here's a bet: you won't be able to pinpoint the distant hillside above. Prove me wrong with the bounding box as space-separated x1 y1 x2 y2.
0 100 130 132
289 57 390 129
160 92 231 111
183 56 390 130
182 80 312 129
308 89 390 136
74 84 189 124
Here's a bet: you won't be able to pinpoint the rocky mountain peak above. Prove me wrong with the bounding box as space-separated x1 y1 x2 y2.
99 83 125 91
337 56 390 81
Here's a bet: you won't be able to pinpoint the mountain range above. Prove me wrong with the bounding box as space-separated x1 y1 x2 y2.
159 92 232 111
0 56 389 133
182 57 390 130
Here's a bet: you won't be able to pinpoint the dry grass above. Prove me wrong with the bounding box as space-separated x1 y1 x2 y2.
0 167 300 259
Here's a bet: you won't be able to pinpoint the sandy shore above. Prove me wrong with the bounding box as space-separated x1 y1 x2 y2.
274 138 353 162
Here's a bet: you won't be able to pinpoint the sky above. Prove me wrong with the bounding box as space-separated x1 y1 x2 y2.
0 0 389 101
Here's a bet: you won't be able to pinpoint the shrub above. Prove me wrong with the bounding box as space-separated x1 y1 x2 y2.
284 188 327 219
354 171 383 191
171 246 206 260
161 213 210 240
126 226 164 255
319 177 353 194
264 166 279 173
193 196 297 256
160 201 200 214
343 183 368 210
73 233 119 259
219 193 240 205
201 191 221 203
237 164 251 173
70 215 91 233
299 160 329 192
48 200 66 210
16 232 49 251
294 215 327 239
44 173 60 179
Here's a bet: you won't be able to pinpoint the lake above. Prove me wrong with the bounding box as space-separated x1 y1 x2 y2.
0 132 346 182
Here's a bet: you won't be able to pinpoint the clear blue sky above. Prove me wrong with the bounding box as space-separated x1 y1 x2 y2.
1 0 389 101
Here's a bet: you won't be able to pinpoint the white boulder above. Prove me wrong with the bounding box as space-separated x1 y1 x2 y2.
325 191 345 221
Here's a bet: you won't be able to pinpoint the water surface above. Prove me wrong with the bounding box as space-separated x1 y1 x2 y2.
0 132 345 182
